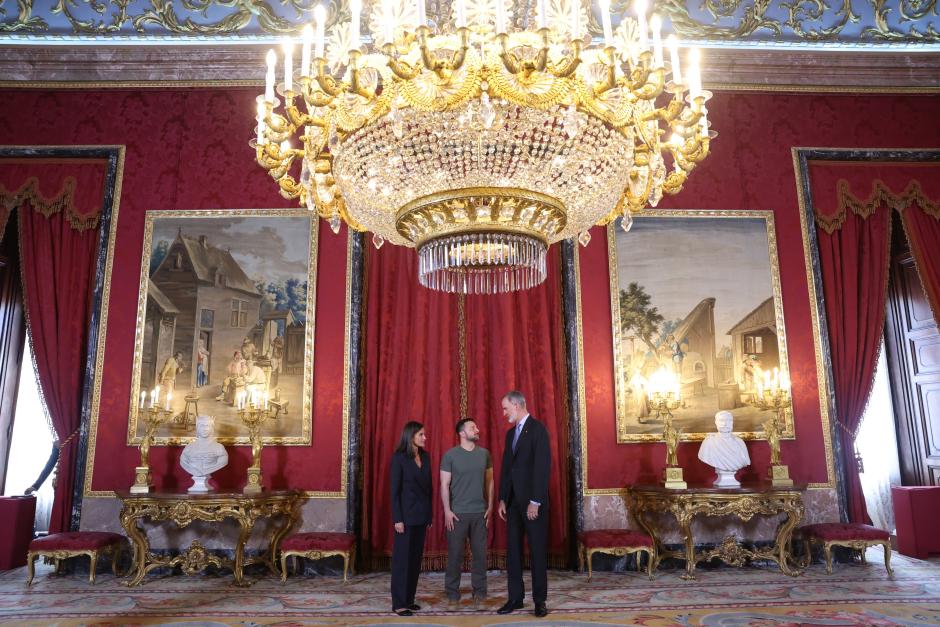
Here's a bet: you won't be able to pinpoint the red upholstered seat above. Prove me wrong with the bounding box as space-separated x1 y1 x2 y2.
800 523 889 542
281 532 355 552
578 529 653 548
29 532 125 551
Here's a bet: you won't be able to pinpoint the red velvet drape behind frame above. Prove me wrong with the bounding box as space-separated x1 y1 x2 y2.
362 244 569 569
0 162 106 533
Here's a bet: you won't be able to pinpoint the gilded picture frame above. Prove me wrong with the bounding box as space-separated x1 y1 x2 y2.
127 209 317 446
609 210 794 443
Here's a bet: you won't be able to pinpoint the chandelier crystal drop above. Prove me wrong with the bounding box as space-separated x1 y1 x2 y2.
253 0 715 294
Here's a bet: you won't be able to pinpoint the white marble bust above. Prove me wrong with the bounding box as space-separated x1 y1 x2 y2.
180 415 228 493
698 410 750 487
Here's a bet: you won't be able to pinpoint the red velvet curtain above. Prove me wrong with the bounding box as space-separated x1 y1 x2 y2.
900 202 940 325
361 243 569 569
814 185 892 525
0 162 104 533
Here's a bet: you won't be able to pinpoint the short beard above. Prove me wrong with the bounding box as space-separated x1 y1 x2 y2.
464 433 480 442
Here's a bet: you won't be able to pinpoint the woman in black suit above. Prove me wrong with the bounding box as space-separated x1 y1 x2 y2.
390 421 432 616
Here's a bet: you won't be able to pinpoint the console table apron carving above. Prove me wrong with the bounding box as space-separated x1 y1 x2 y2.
626 484 805 579
116 490 300 587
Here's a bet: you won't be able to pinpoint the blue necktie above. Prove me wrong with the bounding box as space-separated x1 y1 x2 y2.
512 423 522 452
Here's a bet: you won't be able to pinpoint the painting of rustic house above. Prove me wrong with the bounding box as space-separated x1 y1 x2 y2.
129 210 317 445
608 211 792 442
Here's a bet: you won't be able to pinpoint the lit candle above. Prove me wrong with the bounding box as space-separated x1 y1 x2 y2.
599 0 613 48
265 49 276 102
263 391 270 410
650 14 663 67
537 0 547 29
314 6 326 58
350 0 361 53
635 0 648 51
667 35 681 84
570 0 580 39
382 0 395 44
415 0 426 28
495 0 506 33
139 391 146 409
256 100 266 145
700 109 709 138
454 0 466 28
165 391 172 412
301 24 313 77
283 39 294 93
154 385 161 405
780 371 790 392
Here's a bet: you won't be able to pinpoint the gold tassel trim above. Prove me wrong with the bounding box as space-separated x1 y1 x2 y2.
816 179 940 233
0 176 101 232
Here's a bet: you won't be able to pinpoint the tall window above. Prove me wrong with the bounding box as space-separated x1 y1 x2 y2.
3 341 55 533
231 299 248 328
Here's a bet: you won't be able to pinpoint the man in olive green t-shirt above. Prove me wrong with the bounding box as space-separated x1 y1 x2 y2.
440 418 494 610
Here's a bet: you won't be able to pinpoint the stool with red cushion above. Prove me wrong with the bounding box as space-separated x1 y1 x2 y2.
279 532 356 582
577 529 657 581
798 522 893 575
26 531 126 585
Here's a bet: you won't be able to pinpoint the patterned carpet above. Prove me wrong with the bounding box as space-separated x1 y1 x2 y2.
1 548 939 626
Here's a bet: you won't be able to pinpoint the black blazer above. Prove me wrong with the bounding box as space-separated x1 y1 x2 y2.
499 416 551 508
390 449 433 526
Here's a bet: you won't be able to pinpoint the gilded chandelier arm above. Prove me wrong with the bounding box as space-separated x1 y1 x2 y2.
313 58 343 97
593 47 618 96
548 39 582 78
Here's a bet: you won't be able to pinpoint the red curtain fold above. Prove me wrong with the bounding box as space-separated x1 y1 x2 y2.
814 204 892 524
463 246 569 567
361 243 569 569
900 203 940 326
3 162 105 533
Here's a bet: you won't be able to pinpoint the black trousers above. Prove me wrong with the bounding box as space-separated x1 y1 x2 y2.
506 501 548 604
390 524 426 610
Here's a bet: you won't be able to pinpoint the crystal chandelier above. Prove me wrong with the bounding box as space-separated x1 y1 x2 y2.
253 0 714 294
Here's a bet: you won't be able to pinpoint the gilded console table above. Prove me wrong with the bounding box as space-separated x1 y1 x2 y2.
626 484 805 579
115 490 300 587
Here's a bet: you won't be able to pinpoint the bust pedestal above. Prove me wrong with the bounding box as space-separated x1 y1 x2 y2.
713 470 740 488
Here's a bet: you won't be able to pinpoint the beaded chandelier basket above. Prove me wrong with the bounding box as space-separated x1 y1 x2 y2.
253 0 714 293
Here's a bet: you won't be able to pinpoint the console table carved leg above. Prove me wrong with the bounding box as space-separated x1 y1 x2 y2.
267 506 298 576
233 515 254 587
774 502 804 577
119 506 151 587
678 512 696 580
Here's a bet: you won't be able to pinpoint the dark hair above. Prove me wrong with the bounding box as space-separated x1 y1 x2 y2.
395 421 424 457
455 418 474 436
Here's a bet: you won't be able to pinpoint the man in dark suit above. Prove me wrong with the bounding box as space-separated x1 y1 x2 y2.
496 390 551 617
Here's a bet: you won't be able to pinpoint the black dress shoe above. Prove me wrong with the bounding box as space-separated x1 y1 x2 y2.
407 603 421 611
497 600 524 614
392 609 413 616
534 602 548 617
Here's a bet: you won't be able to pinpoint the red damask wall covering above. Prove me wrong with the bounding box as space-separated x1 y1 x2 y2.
1 87 938 505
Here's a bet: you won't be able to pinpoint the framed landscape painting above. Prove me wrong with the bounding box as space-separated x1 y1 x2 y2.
608 210 793 443
128 209 317 446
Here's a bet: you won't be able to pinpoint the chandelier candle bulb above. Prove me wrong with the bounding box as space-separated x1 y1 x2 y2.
350 0 361 51
415 0 425 28
455 0 466 28
495 0 506 33
537 0 547 29
635 0 649 50
139 391 146 409
570 0 581 39
667 35 681 84
314 5 326 58
264 49 276 102
650 14 663 67
599 0 613 47
282 39 293 92
382 0 395 44
688 47 701 100
301 24 312 76
256 101 266 145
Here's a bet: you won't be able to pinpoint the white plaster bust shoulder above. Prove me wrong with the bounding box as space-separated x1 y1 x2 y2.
698 410 750 487
181 415 228 493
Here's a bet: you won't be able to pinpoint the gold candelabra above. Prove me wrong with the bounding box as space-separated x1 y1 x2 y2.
130 405 175 494
748 368 793 487
653 391 686 489
236 391 277 495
